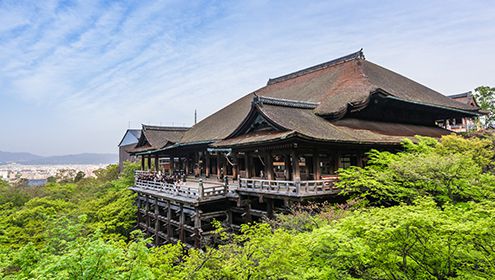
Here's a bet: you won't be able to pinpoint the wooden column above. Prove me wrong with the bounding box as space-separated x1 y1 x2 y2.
194 152 200 177
284 154 291 180
166 200 172 242
154 155 159 172
222 155 227 178
179 204 185 242
154 197 159 245
267 198 274 219
244 152 253 178
291 150 301 181
265 151 274 180
147 155 152 171
137 195 142 225
232 153 238 180
205 152 210 178
313 151 321 180
169 156 175 175
216 154 221 179
141 156 145 170
194 210 201 248
145 196 150 231
185 158 190 175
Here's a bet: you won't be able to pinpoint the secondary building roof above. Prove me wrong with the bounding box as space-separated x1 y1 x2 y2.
130 125 190 153
118 129 142 147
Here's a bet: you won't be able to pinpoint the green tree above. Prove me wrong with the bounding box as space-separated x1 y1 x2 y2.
474 86 495 128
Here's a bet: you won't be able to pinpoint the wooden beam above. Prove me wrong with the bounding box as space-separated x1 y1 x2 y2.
141 156 145 170
147 155 152 171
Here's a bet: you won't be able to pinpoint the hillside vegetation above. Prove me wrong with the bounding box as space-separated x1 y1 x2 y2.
1 134 495 279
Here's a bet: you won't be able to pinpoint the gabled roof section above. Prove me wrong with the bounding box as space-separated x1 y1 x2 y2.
448 91 471 99
448 91 479 108
180 49 480 144
214 100 451 148
118 129 141 147
132 125 189 153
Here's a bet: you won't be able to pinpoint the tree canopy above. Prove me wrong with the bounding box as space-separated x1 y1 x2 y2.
1 134 495 279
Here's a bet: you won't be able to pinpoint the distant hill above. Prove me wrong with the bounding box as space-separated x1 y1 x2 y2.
0 151 118 165
0 151 43 164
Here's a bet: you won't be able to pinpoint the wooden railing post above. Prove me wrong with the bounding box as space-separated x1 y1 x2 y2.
224 176 228 194
199 179 204 198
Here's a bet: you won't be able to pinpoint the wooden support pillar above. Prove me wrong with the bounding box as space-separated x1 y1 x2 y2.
166 200 172 242
284 154 291 180
179 204 185 242
267 198 274 219
313 151 321 180
216 154 221 179
205 152 210 178
154 155 159 172
244 152 251 178
232 153 238 180
185 158 190 175
222 155 227 178
194 152 200 177
154 197 159 245
145 196 150 231
194 210 201 248
147 155 152 171
265 151 274 180
141 156 145 170
137 195 142 225
243 200 252 223
291 150 301 181
170 156 175 175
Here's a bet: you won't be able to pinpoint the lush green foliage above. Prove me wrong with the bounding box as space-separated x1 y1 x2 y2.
338 134 495 206
474 86 495 128
1 135 495 279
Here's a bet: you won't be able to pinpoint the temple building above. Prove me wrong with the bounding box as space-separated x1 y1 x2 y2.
126 50 482 248
118 129 141 172
436 91 480 132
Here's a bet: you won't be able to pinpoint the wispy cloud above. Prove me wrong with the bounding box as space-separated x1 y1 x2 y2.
0 0 494 155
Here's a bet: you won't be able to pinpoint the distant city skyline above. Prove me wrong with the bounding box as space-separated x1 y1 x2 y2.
0 0 494 155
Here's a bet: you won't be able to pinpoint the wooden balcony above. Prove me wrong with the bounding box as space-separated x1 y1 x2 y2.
238 177 339 198
132 171 339 201
132 171 228 203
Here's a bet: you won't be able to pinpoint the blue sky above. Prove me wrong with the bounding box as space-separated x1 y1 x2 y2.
0 0 494 155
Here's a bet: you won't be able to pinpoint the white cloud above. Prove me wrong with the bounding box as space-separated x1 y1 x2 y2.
0 0 494 155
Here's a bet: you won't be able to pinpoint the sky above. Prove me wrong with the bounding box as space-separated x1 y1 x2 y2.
0 0 494 156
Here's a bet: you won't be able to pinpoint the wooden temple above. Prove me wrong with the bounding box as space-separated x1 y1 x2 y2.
127 50 481 248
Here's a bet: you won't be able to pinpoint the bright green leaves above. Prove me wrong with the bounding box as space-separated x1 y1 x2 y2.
338 134 495 206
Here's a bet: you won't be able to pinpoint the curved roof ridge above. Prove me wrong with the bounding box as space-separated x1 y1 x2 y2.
266 49 365 85
142 124 190 131
255 95 319 109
